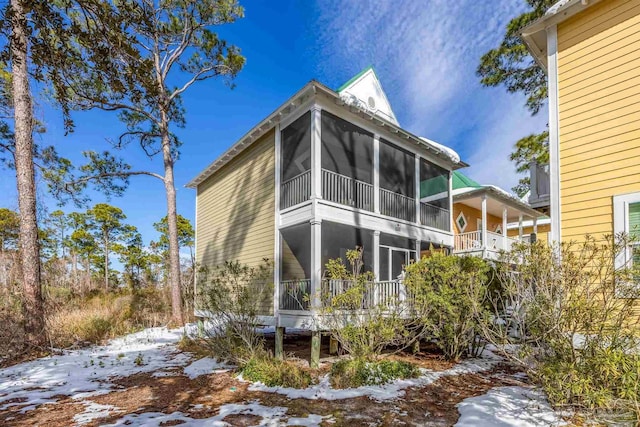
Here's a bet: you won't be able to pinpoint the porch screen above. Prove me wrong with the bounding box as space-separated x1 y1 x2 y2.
281 223 311 281
321 221 373 275
420 159 449 209
379 139 415 197
321 111 373 183
281 112 311 182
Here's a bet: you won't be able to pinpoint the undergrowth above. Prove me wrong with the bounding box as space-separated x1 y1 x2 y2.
241 357 314 388
330 358 420 389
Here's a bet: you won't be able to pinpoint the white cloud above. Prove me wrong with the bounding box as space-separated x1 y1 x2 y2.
315 0 545 194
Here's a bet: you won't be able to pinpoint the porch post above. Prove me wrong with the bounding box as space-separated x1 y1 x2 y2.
481 195 488 250
415 155 420 224
310 106 322 200
502 206 508 250
372 230 380 280
415 240 421 261
448 171 454 233
373 135 380 214
310 219 322 311
518 214 524 240
533 217 538 235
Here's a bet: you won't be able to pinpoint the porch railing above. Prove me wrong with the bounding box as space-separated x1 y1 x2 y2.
380 188 415 222
322 169 374 211
321 279 407 310
279 279 311 311
280 170 311 210
420 202 450 231
454 230 522 253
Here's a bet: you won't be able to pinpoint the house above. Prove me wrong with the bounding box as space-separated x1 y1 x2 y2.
187 68 541 365
449 171 544 259
521 0 640 269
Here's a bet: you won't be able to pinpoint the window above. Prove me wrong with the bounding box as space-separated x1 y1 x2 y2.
613 193 640 296
456 212 467 232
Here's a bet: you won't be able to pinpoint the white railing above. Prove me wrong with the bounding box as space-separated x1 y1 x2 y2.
380 188 415 222
280 170 311 210
420 202 450 231
454 230 523 253
454 231 482 252
321 279 407 310
279 279 311 311
322 169 374 211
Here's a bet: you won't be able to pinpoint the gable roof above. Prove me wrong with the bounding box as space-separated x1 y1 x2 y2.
186 80 467 188
521 0 603 70
337 67 399 125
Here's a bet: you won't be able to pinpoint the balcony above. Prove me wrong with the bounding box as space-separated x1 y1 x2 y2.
453 230 523 255
281 170 311 210
529 162 550 210
322 169 374 211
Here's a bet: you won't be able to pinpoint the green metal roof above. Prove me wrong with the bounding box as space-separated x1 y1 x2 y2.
336 65 374 92
452 171 482 190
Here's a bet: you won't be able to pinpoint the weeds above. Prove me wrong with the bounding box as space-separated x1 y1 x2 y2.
330 358 419 389
241 357 314 388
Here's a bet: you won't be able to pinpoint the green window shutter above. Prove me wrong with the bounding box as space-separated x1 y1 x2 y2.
629 202 640 239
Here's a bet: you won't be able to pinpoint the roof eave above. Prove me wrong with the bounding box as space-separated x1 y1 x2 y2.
453 187 544 218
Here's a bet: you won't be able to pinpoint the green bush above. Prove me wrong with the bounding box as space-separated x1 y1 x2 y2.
330 358 420 389
404 252 490 361
241 357 314 388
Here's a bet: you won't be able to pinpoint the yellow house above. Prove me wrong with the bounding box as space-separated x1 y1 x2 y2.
522 0 640 268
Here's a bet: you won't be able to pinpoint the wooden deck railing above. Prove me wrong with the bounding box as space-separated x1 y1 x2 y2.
454 230 522 253
280 170 311 210
380 188 415 222
279 279 311 311
420 202 450 231
321 169 374 211
321 279 407 310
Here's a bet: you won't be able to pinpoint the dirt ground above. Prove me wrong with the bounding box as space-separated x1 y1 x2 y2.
0 332 531 427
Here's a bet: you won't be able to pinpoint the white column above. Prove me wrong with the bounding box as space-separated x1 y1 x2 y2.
372 230 380 280
310 219 322 310
518 214 524 240
502 206 508 251
310 106 322 200
273 123 282 317
481 195 488 249
547 25 562 243
415 155 420 224
373 135 380 214
415 240 421 261
533 217 538 234
448 171 454 233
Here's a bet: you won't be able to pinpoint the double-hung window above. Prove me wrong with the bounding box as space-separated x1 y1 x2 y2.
612 192 640 296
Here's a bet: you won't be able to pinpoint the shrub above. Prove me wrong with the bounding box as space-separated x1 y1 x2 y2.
330 358 420 389
404 252 490 361
322 247 408 358
241 357 314 388
483 236 640 417
196 260 273 365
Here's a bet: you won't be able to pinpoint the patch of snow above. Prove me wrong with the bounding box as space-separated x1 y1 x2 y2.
247 357 497 401
286 413 328 426
455 386 566 427
419 137 461 164
0 326 192 413
183 357 231 379
73 401 120 425
102 401 288 427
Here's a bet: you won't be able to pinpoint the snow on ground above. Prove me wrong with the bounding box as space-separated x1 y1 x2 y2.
183 357 231 379
246 357 497 401
456 386 566 427
0 326 191 413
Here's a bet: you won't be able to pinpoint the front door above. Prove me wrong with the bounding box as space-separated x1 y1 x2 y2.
379 245 417 281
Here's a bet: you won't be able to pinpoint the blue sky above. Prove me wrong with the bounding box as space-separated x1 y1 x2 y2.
0 0 548 249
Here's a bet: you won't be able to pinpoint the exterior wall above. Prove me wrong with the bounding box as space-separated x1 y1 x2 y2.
453 203 502 234
195 130 276 315
507 223 551 243
557 0 640 242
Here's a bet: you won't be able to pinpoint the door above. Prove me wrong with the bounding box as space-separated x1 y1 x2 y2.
379 245 417 281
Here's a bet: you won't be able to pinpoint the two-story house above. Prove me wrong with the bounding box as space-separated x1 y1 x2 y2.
187 68 541 364
522 0 640 274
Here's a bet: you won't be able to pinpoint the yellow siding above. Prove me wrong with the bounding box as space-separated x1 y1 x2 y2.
453 203 502 234
196 130 276 315
557 0 640 242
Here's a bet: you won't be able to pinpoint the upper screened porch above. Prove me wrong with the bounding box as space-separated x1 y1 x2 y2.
278 106 453 233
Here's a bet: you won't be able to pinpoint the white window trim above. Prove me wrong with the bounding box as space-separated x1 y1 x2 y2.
613 192 640 297
456 212 468 233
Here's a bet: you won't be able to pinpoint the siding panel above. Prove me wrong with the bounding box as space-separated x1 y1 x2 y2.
196 130 276 315
557 0 640 243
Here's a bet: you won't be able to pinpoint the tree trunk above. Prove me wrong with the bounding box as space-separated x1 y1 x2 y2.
161 113 183 325
104 232 109 291
10 0 45 347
